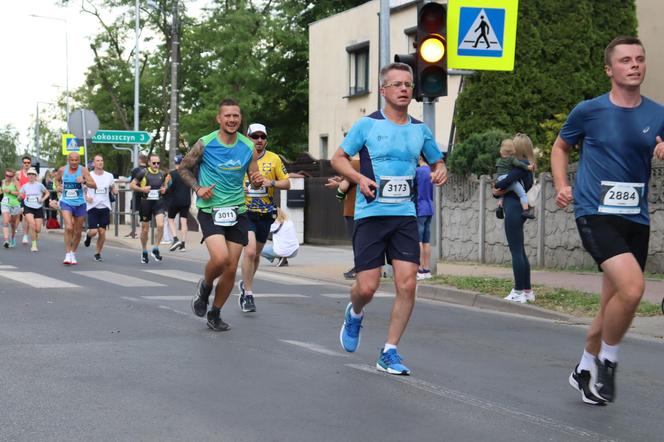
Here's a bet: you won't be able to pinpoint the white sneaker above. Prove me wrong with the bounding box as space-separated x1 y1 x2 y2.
524 291 535 302
22 234 29 244
504 289 527 303
63 253 72 265
70 253 78 265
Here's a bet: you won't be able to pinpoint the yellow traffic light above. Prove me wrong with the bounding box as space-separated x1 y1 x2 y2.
420 36 446 64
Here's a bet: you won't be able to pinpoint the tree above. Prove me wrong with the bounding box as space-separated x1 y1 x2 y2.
0 125 19 175
447 129 510 177
454 0 637 159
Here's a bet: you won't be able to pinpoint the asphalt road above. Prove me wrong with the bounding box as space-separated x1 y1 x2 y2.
1 236 663 441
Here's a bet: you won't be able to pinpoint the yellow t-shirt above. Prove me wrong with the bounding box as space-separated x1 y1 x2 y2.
244 150 289 213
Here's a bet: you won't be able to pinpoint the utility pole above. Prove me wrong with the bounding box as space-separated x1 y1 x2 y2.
168 0 180 169
133 0 141 168
379 0 390 109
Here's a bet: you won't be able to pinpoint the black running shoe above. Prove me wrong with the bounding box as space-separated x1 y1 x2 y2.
94 253 102 262
177 242 186 252
568 364 607 406
141 251 149 264
593 358 617 402
169 240 182 252
343 268 356 280
237 280 256 313
151 248 163 262
84 234 92 247
207 308 230 331
192 279 212 317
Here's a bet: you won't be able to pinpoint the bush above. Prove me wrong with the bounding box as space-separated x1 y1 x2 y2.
447 129 511 177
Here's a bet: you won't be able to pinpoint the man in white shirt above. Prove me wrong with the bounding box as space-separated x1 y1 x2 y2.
84 154 118 261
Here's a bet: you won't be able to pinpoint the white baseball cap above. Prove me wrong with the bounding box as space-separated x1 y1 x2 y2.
247 123 267 136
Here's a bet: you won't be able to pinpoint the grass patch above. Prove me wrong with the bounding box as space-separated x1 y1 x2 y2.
429 275 662 318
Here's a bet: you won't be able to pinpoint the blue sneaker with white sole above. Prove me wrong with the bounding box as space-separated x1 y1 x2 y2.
339 302 363 352
377 348 411 375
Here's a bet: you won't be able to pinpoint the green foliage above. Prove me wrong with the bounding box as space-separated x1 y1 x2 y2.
447 129 510 176
455 0 637 157
0 125 19 175
536 112 579 172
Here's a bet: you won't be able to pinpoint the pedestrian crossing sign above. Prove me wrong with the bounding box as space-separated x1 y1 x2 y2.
62 133 84 155
447 0 519 71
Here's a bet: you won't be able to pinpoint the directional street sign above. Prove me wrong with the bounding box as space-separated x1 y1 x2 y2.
447 0 519 71
61 134 84 155
92 130 152 145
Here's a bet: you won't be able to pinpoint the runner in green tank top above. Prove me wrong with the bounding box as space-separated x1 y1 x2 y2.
1 168 21 248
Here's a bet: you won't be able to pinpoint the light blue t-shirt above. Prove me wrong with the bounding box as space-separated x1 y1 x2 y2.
560 93 664 225
341 110 443 220
61 166 85 206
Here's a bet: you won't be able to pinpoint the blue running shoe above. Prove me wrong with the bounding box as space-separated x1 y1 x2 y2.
339 302 363 352
376 348 411 375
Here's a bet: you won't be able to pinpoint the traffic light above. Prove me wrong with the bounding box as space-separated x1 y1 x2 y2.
416 2 447 99
393 3 448 101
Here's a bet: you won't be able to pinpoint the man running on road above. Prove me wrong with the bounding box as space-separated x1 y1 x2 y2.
130 154 166 264
84 154 118 262
552 36 664 405
180 98 264 331
55 152 97 265
331 62 447 375
237 123 290 313
164 154 191 252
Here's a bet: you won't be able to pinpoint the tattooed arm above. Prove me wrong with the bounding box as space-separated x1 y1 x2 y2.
179 140 215 200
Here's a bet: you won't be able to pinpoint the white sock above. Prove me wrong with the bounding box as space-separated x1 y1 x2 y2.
245 290 253 297
598 341 619 363
349 306 363 319
383 343 397 353
579 349 596 372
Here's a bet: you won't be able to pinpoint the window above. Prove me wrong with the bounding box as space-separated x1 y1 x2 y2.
346 42 370 97
320 135 329 159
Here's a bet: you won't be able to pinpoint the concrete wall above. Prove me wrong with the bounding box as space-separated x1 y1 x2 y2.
636 0 664 104
441 164 664 272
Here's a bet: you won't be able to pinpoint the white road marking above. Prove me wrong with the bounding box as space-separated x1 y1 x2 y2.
73 270 164 287
142 269 201 283
320 292 394 299
0 265 17 269
255 270 325 286
142 296 191 301
346 364 615 441
230 293 309 298
158 305 188 315
280 339 349 357
0 271 79 288
121 296 141 302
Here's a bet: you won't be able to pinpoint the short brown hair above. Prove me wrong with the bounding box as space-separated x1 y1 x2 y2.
218 98 240 109
604 36 644 66
380 62 413 85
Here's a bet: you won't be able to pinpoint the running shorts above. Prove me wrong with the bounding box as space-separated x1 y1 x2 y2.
139 199 165 222
88 207 110 229
353 216 420 272
247 210 276 244
576 215 649 271
197 210 249 246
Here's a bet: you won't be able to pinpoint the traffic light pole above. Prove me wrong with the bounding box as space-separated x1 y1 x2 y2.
422 97 441 275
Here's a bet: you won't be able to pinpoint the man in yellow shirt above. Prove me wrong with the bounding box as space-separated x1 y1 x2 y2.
238 123 291 312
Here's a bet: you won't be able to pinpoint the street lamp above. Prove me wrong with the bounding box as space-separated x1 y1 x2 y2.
28 14 70 120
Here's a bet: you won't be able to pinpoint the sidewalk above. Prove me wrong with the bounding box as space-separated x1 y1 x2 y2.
46 223 663 340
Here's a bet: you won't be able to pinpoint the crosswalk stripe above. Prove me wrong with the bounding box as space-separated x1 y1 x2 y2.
280 339 349 357
142 269 200 283
142 296 190 301
320 292 394 299
73 270 164 287
0 265 18 269
0 271 79 288
254 270 325 286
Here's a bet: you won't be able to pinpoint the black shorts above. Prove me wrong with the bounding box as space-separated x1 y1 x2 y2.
87 207 110 229
247 211 276 244
576 215 649 271
353 216 420 272
168 204 190 219
197 210 249 246
23 206 44 219
139 199 165 222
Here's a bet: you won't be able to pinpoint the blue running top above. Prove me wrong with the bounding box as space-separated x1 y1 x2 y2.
560 93 664 225
341 110 443 220
61 166 85 206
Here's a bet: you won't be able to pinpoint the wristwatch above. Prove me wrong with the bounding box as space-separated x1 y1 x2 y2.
271 180 276 187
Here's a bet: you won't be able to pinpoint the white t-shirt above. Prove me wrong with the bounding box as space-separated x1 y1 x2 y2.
20 182 47 209
270 220 299 257
86 171 115 210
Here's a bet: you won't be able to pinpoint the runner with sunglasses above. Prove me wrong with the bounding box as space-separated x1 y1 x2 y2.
130 154 166 264
17 156 32 245
237 123 290 313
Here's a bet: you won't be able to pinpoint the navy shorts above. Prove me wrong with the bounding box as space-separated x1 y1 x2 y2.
60 201 87 218
197 210 249 246
353 216 420 272
417 216 432 243
87 207 110 229
247 211 276 244
576 215 649 271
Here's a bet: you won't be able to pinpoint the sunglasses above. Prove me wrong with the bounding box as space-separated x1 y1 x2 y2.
5 174 14 178
23 161 31 165
250 134 267 140
152 162 160 165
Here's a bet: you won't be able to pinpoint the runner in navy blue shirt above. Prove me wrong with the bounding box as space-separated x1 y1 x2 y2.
552 36 664 406
415 157 434 279
331 62 447 375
